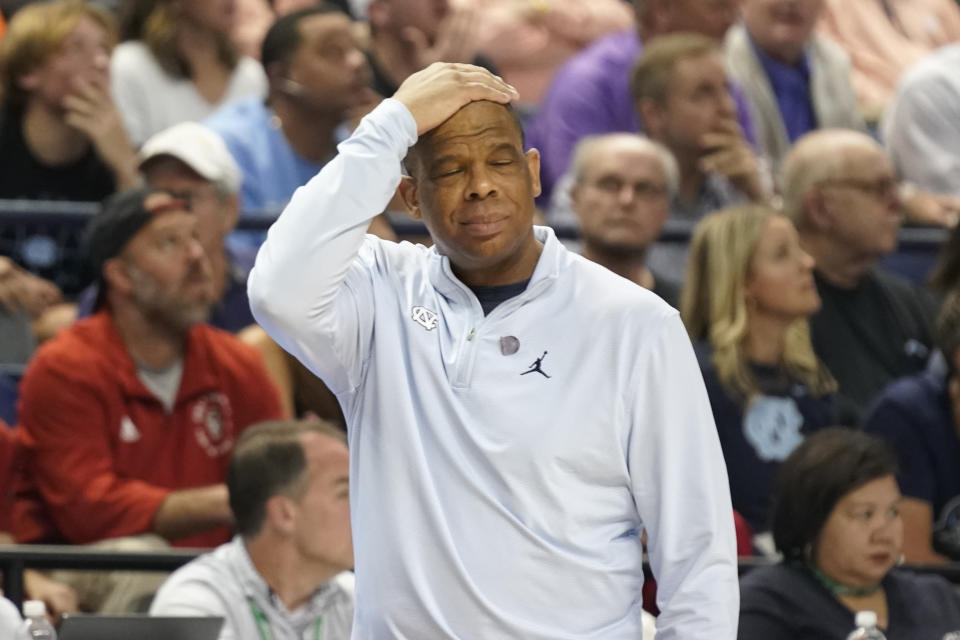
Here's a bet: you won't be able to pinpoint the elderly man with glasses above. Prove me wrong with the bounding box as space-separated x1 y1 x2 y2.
781 128 938 424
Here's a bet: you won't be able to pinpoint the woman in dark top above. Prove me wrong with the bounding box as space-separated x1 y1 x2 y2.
681 204 836 534
739 428 960 639
0 0 138 200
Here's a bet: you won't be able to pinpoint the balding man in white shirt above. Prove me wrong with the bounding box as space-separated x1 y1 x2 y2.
150 419 354 640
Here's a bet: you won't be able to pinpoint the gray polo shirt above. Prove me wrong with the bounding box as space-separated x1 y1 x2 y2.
150 537 353 640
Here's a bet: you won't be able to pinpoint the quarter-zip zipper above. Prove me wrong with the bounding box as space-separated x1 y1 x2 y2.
441 260 556 389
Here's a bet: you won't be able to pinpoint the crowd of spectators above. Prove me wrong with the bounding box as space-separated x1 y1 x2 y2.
0 0 959 638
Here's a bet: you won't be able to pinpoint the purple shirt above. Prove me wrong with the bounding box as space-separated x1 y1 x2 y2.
528 30 757 207
751 37 816 143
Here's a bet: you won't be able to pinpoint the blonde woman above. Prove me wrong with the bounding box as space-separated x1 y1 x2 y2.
111 0 267 146
681 204 836 537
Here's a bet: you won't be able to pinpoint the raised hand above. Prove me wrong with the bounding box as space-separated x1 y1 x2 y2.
393 62 518 136
901 189 960 228
699 118 769 203
23 570 79 622
0 257 61 318
63 74 139 189
403 4 481 70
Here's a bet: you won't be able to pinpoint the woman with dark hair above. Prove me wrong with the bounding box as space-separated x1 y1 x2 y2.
739 428 960 639
681 204 836 537
111 0 267 146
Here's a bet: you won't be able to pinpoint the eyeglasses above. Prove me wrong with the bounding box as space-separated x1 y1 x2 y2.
588 176 668 199
819 177 899 200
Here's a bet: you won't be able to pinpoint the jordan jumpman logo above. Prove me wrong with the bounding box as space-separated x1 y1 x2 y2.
521 351 551 378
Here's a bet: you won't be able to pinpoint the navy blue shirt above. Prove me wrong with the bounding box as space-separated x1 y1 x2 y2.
864 369 960 556
810 269 935 424
696 343 835 532
468 279 530 316
740 563 960 640
750 37 817 143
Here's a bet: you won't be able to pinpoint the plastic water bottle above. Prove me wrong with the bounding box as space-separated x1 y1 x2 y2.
845 611 887 640
16 600 57 639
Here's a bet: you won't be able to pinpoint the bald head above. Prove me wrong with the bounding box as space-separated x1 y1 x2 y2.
781 129 886 227
571 133 678 197
782 129 901 270
570 133 674 256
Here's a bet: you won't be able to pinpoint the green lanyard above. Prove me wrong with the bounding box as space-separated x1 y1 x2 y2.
805 561 882 597
248 598 324 640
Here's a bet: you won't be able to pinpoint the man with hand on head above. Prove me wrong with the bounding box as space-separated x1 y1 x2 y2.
249 62 738 638
151 418 355 640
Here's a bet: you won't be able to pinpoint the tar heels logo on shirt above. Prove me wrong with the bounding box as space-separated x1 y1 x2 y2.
411 306 438 331
743 396 804 462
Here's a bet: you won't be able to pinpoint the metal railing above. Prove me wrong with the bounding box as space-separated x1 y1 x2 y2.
1 544 958 612
0 545 201 610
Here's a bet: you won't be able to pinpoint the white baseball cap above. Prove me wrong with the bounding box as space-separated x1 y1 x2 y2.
138 122 242 194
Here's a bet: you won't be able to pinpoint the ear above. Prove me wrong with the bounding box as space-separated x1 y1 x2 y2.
102 257 134 296
803 187 832 232
636 99 664 138
367 0 390 30
569 181 583 212
16 70 42 94
265 60 289 91
222 194 240 234
397 176 422 220
525 148 542 199
264 494 297 536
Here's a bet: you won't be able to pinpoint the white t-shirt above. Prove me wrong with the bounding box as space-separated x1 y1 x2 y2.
111 41 267 147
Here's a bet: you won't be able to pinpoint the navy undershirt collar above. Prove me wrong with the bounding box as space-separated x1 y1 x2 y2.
469 279 531 316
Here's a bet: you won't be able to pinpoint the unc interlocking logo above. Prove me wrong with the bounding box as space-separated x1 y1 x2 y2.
743 395 804 462
411 306 439 331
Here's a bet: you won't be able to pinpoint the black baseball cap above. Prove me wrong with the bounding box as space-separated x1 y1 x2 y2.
82 186 188 278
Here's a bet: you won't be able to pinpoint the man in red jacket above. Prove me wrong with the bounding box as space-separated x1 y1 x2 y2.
13 187 284 612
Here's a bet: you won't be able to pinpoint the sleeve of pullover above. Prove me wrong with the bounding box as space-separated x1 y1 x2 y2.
628 313 740 639
17 358 170 543
248 99 418 394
